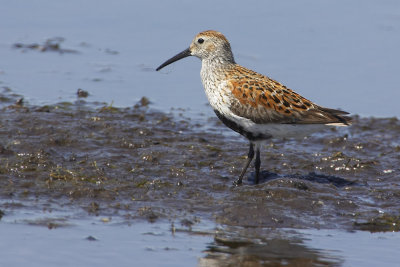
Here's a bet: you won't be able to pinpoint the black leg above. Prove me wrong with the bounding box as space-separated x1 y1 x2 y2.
234 143 254 186
254 147 261 184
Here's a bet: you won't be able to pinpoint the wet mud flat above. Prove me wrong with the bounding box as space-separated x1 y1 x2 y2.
1 89 400 265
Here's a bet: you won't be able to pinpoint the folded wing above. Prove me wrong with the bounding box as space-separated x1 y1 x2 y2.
226 66 351 125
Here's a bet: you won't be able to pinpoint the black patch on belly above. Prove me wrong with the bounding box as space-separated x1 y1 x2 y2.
213 110 271 141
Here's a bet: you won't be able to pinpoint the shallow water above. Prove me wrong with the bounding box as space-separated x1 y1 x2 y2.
1 1 400 266
1 205 399 267
0 216 211 267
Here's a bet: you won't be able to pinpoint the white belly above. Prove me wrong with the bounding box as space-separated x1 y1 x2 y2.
227 112 326 139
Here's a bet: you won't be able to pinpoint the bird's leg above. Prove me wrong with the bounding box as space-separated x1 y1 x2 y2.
234 143 254 186
254 147 261 184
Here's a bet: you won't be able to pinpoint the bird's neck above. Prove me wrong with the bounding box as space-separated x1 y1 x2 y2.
203 50 235 67
200 56 235 82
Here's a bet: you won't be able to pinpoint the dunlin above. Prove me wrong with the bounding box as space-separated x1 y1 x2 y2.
156 30 351 185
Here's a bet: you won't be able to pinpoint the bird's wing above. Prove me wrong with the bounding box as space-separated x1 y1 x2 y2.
226 66 351 125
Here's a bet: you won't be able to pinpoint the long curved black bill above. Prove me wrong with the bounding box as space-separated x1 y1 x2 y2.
156 48 191 71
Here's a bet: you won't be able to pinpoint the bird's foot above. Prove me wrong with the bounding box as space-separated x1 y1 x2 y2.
233 178 243 186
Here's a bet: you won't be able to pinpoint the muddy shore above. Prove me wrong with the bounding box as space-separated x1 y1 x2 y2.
1 88 399 235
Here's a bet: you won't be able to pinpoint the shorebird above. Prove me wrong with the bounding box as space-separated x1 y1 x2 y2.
156 30 351 185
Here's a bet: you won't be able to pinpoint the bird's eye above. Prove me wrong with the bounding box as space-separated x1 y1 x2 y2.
197 38 204 44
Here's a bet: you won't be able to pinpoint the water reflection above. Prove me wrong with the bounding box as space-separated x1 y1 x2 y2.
199 228 342 266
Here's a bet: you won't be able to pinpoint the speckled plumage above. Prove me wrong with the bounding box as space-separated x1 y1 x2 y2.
156 30 351 185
